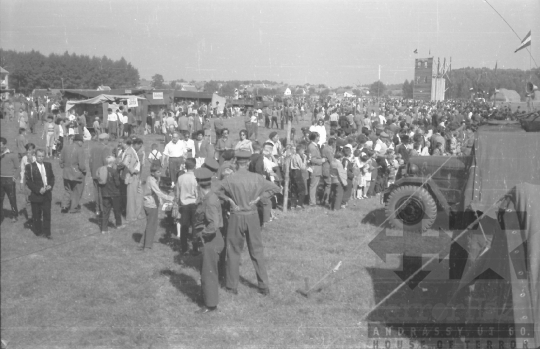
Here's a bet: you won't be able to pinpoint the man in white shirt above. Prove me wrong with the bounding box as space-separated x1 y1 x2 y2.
309 118 327 146
162 132 187 186
107 108 118 140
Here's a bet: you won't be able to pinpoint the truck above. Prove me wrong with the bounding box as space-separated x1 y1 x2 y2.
383 118 540 232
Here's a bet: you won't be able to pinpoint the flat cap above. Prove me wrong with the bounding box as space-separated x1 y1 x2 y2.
203 157 219 173
235 150 252 160
194 167 213 182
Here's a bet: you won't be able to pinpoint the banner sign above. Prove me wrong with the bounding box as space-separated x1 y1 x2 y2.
127 97 138 108
153 92 163 100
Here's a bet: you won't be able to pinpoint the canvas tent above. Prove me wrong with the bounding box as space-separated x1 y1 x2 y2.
65 94 146 112
491 88 521 103
211 93 226 114
65 94 146 127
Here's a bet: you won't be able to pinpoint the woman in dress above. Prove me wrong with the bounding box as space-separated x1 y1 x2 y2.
234 129 253 153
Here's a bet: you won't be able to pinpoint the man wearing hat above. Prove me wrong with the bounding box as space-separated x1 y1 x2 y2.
59 133 87 213
193 167 224 314
218 150 281 295
89 133 112 216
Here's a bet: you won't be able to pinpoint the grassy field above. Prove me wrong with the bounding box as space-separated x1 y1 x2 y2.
1 114 453 348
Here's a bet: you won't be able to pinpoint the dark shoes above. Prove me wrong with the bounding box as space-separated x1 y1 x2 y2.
69 206 81 214
194 306 217 314
61 207 69 214
258 288 270 296
225 287 238 295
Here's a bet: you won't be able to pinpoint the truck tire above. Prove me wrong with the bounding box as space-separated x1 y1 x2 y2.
385 185 438 232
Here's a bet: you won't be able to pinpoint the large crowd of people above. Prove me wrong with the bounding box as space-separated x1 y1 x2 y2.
1 91 534 313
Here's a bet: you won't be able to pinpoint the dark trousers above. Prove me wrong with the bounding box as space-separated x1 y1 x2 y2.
320 175 332 205
31 200 51 236
200 232 224 308
226 212 269 291
343 178 353 204
62 179 84 211
101 196 122 232
120 182 127 215
141 206 158 249
367 167 378 197
180 203 197 253
271 117 279 128
290 169 306 208
330 183 344 210
92 179 103 213
264 115 270 128
0 177 18 220
280 118 285 130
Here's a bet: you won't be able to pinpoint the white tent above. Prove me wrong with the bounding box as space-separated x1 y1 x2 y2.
65 94 146 111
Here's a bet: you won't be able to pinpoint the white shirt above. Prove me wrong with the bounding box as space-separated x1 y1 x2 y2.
309 125 326 145
108 113 118 122
185 138 195 158
378 114 387 124
37 162 47 187
163 140 187 158
148 150 163 161
118 113 127 124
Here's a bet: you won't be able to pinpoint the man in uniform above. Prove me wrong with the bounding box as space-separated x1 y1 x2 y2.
217 151 281 295
193 167 224 314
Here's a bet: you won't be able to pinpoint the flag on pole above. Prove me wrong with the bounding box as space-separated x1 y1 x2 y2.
494 61 498 74
414 49 418 54
515 30 531 53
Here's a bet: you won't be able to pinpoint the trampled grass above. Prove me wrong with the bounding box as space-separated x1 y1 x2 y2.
1 115 450 348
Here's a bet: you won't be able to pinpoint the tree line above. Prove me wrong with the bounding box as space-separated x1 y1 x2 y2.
0 49 140 94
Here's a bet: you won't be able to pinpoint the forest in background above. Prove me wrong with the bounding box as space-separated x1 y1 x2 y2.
0 49 140 94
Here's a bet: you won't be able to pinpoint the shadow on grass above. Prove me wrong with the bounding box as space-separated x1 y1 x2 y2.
83 201 97 213
361 208 387 227
160 268 202 306
239 276 259 291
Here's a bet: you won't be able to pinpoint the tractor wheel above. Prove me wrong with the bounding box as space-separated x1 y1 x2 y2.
385 185 438 233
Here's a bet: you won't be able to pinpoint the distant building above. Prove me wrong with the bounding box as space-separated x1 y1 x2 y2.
1 66 9 89
343 90 356 98
97 85 111 91
180 84 198 92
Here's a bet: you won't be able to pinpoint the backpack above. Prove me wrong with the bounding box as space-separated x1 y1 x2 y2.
96 166 108 185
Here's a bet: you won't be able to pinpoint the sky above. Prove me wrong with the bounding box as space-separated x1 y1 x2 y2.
1 0 539 87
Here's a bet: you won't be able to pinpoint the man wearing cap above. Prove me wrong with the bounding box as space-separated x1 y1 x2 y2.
89 133 112 216
175 158 199 254
59 134 87 213
192 167 224 314
217 150 281 296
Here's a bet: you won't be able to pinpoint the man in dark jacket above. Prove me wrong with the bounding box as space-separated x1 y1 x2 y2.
59 134 87 213
25 149 55 238
100 155 124 233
